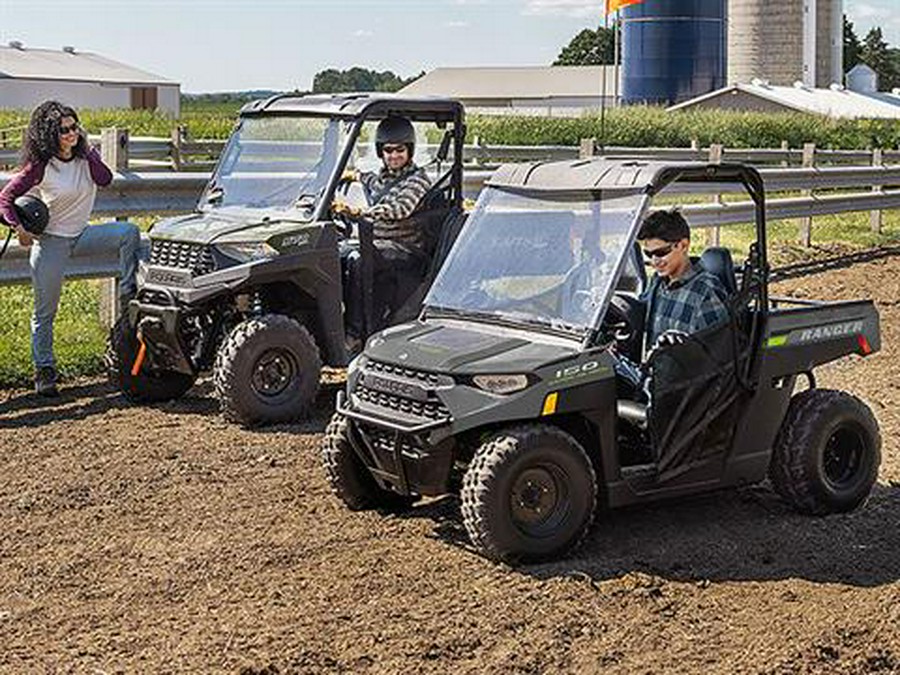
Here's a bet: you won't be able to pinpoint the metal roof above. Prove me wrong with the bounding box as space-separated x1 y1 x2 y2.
398 66 618 99
238 93 463 121
0 44 175 85
668 81 900 119
486 158 762 196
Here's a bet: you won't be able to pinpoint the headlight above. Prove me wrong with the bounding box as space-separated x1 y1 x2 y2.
472 374 529 395
216 242 279 262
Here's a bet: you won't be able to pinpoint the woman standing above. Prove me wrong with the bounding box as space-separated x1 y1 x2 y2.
0 100 140 397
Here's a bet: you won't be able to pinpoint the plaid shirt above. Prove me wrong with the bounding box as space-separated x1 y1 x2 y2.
360 163 431 252
645 262 730 345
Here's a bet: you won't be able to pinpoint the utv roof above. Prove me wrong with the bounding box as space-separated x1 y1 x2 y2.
239 92 463 122
486 158 764 197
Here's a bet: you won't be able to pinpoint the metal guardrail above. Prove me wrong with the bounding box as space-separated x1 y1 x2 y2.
1 163 899 286
5 137 900 171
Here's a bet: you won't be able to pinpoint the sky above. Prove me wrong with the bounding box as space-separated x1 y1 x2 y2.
0 0 896 94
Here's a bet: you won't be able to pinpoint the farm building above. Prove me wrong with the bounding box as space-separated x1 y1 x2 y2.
398 66 619 116
668 79 900 119
0 42 180 116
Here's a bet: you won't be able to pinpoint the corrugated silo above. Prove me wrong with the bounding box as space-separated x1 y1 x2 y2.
621 0 727 105
727 0 843 87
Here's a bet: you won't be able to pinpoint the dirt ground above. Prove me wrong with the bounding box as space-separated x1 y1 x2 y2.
1 258 899 675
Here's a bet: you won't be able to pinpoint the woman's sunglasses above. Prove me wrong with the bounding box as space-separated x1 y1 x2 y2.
59 123 80 135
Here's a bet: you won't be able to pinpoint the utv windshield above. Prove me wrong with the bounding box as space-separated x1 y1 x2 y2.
425 187 644 335
201 116 346 215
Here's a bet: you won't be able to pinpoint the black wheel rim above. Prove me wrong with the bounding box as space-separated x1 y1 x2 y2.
823 424 866 489
509 464 571 538
251 348 298 398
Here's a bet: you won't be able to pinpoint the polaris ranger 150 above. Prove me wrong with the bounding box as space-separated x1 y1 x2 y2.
322 159 882 563
108 94 466 426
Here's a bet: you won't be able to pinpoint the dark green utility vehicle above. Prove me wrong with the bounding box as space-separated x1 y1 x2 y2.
322 159 882 563
107 94 466 426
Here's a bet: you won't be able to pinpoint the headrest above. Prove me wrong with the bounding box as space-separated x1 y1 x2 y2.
699 247 736 295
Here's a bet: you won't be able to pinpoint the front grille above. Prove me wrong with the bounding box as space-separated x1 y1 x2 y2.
352 360 450 426
366 360 440 387
149 240 215 276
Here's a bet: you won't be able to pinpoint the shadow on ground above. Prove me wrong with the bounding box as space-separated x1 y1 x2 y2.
412 483 900 588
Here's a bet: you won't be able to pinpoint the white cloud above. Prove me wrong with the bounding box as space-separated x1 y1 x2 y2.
523 0 602 18
352 29 373 38
446 20 469 28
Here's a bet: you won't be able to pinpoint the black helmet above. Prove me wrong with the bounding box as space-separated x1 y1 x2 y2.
13 195 50 235
375 116 415 158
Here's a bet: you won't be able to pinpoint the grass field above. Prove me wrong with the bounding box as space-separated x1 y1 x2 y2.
1 208 897 389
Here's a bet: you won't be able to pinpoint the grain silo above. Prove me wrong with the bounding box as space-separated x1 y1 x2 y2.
621 0 727 105
727 0 843 87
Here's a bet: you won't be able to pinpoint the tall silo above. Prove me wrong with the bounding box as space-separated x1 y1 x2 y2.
621 0 727 106
727 0 842 87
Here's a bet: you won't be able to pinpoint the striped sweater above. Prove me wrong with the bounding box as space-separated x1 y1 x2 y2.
360 163 431 252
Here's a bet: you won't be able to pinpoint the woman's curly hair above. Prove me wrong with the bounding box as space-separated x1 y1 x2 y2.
21 100 87 167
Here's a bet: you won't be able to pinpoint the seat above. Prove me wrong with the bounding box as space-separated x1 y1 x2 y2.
699 247 737 295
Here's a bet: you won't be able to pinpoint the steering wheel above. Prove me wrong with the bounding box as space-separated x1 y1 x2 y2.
603 293 639 342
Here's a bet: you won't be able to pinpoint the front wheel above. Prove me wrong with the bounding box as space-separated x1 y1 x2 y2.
770 389 881 515
106 316 196 403
461 425 597 563
214 314 321 427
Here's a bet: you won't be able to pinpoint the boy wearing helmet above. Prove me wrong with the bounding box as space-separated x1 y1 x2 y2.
337 116 432 350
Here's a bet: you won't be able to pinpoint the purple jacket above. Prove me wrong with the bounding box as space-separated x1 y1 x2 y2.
0 148 113 226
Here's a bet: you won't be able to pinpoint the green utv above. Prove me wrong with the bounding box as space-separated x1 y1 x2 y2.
322 159 882 563
107 94 466 426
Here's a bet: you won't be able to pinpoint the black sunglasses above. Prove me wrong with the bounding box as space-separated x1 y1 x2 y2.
642 243 676 260
382 144 407 155
59 123 80 135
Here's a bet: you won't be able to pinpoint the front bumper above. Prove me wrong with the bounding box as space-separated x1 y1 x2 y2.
336 389 455 497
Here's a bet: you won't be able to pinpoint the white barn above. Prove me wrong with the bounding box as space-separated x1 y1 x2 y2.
0 42 180 116
398 66 620 117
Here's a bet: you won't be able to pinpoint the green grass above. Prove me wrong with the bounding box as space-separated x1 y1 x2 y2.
1 208 896 388
0 280 108 388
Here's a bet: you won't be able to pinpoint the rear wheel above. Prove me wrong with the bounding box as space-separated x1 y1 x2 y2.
461 425 597 563
770 389 880 515
214 314 321 427
106 316 196 403
321 413 416 511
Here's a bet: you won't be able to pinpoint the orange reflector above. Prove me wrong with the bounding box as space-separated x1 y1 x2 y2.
857 334 872 356
131 338 147 376
542 392 559 416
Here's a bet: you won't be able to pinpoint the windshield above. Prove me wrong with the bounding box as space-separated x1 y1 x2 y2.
425 188 644 335
201 116 347 214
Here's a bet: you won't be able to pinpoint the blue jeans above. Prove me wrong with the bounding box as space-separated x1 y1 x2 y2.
29 222 141 369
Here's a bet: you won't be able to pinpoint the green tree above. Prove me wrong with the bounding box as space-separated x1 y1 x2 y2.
860 27 900 90
843 16 862 72
312 67 414 94
553 26 616 66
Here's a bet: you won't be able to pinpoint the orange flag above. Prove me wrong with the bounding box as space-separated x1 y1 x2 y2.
605 0 644 14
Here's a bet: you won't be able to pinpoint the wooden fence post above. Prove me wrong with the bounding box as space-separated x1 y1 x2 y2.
579 137 596 159
170 126 183 172
707 144 724 247
101 127 129 171
780 140 789 167
871 148 883 234
799 142 816 247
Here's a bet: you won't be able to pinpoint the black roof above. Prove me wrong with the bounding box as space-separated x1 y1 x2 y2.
239 92 464 122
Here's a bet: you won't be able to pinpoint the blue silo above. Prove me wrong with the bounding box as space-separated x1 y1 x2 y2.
621 0 727 105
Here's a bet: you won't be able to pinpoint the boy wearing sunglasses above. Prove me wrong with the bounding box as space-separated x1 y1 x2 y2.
615 210 730 392
335 116 432 351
